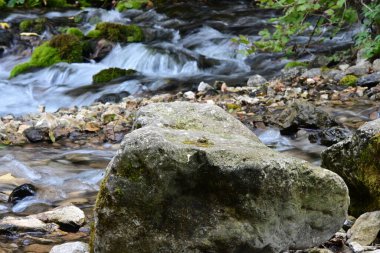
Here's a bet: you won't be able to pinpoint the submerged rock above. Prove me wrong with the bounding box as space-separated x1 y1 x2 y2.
93 102 349 253
270 100 337 135
8 184 37 205
322 119 380 215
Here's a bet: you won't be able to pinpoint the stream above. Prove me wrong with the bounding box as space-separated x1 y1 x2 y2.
0 0 376 250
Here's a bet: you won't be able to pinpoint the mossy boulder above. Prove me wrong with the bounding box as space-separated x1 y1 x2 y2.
86 29 101 39
92 68 137 84
10 34 83 78
19 18 47 33
95 22 144 42
340 75 358 86
92 102 349 253
116 0 148 11
322 119 380 216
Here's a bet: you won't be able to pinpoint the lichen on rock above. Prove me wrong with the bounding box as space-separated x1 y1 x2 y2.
92 102 349 253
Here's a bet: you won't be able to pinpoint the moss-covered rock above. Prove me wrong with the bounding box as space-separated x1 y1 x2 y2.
116 0 148 11
92 102 349 253
95 22 144 43
322 119 380 216
19 18 47 33
92 68 137 84
339 75 358 86
66 27 84 39
10 34 83 78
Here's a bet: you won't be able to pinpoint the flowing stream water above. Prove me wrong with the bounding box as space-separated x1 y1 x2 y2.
0 1 376 248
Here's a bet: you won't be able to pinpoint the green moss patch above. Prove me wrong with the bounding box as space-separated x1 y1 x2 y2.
284 61 309 69
339 75 358 86
86 29 102 39
92 68 137 84
116 0 148 11
10 34 83 78
66 27 84 39
19 18 47 33
95 22 144 42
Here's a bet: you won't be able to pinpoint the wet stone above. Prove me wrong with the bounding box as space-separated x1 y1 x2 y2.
8 184 37 206
23 127 49 143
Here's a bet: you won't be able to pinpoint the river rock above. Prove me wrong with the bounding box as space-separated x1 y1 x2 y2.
8 184 37 205
0 216 55 233
347 211 380 246
32 205 85 231
197 81 214 92
50 242 89 253
301 68 322 78
308 127 352 146
270 100 337 135
321 119 380 215
373 59 380 72
247 74 267 87
357 72 380 88
23 127 49 143
345 62 371 76
93 102 349 253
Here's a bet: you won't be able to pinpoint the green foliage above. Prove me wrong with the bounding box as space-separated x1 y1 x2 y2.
92 68 137 84
95 22 144 42
116 0 148 12
66 27 84 39
234 0 360 55
284 61 309 69
86 29 102 38
355 3 380 59
0 0 6 7
339 75 358 86
46 0 67 7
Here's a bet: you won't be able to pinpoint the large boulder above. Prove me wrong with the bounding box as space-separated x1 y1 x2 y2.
322 119 380 216
92 102 349 253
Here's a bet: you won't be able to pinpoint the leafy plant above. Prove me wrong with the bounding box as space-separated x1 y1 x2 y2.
234 0 364 56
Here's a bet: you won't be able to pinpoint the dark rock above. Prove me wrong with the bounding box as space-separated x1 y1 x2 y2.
308 127 352 146
8 184 37 205
95 91 130 104
357 72 380 88
0 30 13 47
321 119 380 216
91 39 114 62
23 127 49 143
270 100 338 135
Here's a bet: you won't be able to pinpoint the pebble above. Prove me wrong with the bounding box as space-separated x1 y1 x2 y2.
183 91 196 100
49 242 89 253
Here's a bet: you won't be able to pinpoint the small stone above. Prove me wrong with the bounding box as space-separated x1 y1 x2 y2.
49 242 89 253
349 241 364 253
320 94 329 100
247 74 267 87
346 62 371 76
339 64 350 71
24 127 48 143
197 82 213 92
369 111 379 120
356 87 367 97
84 122 100 132
0 216 53 233
306 78 316 85
221 82 228 93
357 72 380 87
183 91 195 100
301 68 322 78
38 105 45 113
347 211 380 246
32 205 85 231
